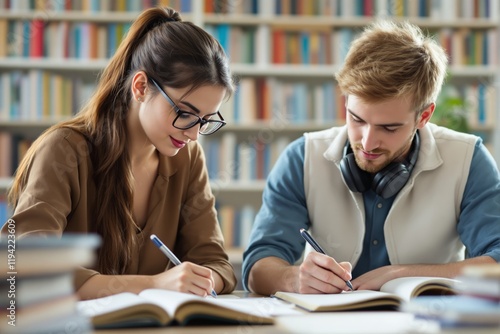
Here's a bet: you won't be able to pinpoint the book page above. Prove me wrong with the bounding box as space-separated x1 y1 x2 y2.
380 277 457 301
77 292 171 326
139 289 290 318
138 290 203 316
273 290 401 311
77 293 147 317
208 297 304 316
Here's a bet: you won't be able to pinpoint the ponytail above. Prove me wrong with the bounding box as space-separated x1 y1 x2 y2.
84 7 184 274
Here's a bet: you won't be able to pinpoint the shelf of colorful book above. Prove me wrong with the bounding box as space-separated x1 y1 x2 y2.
0 58 108 70
0 122 327 198
0 11 150 22
0 59 497 77
0 3 497 29
205 13 498 28
217 203 257 252
1 10 497 66
0 0 193 12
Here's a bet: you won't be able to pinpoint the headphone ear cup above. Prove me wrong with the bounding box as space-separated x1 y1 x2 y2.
372 132 420 198
372 163 410 199
340 153 371 193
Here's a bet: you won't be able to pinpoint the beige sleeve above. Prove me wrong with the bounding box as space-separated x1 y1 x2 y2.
4 129 87 236
74 267 100 291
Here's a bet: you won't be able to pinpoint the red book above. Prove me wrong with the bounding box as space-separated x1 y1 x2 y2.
30 20 45 58
364 0 374 16
204 0 214 13
256 78 270 120
336 85 346 121
272 30 286 64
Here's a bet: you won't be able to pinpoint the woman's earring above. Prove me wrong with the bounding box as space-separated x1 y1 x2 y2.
137 97 142 102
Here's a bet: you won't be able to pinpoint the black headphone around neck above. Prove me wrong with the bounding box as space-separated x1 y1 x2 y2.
339 132 420 199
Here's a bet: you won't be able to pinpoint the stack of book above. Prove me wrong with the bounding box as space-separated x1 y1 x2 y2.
454 263 500 300
0 233 100 333
402 264 500 328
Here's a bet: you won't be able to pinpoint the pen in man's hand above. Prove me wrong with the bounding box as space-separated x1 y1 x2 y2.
150 234 217 298
299 228 354 291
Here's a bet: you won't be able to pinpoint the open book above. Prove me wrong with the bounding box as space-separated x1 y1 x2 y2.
273 276 458 312
77 289 275 328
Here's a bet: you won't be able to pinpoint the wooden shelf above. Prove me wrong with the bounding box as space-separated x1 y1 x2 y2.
0 176 266 194
0 11 193 23
204 14 499 29
0 60 496 79
222 121 341 132
226 248 244 265
210 180 266 193
0 58 108 71
0 177 12 190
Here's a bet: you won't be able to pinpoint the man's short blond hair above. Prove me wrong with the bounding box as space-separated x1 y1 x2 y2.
335 20 448 113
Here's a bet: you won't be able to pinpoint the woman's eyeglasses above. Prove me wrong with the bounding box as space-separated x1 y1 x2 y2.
150 78 226 135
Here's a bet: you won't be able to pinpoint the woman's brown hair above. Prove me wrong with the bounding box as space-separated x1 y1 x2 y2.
9 7 236 275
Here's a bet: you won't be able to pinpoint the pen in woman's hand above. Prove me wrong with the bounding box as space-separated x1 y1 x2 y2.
150 234 217 298
299 228 354 291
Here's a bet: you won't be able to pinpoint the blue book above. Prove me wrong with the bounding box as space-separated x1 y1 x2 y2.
300 31 310 64
10 72 21 119
180 0 191 13
74 24 82 58
250 0 258 14
233 87 240 123
107 23 117 58
216 24 231 56
477 84 486 124
482 31 488 65
275 0 281 14
292 83 307 123
0 201 7 227
419 0 428 17
233 142 240 180
22 21 30 57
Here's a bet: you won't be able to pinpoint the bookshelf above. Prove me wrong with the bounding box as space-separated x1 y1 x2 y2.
1 1 499 286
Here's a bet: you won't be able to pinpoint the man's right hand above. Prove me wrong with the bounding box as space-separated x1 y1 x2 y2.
296 252 352 294
247 255 352 295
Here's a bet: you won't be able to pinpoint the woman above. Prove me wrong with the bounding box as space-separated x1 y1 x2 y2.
3 7 237 299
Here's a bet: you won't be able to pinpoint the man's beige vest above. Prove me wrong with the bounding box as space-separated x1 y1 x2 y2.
303 123 477 266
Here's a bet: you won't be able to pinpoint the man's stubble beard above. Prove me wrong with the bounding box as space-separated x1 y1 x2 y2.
352 129 417 174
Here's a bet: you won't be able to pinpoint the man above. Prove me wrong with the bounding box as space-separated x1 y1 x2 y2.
242 20 500 296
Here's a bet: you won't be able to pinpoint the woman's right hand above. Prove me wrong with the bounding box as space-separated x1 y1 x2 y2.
152 261 215 297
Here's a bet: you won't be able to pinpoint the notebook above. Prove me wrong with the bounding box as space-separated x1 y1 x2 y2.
273 276 457 311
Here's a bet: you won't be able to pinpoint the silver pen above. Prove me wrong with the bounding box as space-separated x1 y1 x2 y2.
300 228 354 291
150 234 217 298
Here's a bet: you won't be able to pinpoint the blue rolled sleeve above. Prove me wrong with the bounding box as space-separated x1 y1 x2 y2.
242 137 309 290
458 139 500 262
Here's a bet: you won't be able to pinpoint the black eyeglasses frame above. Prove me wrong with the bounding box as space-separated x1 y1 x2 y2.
150 78 226 135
